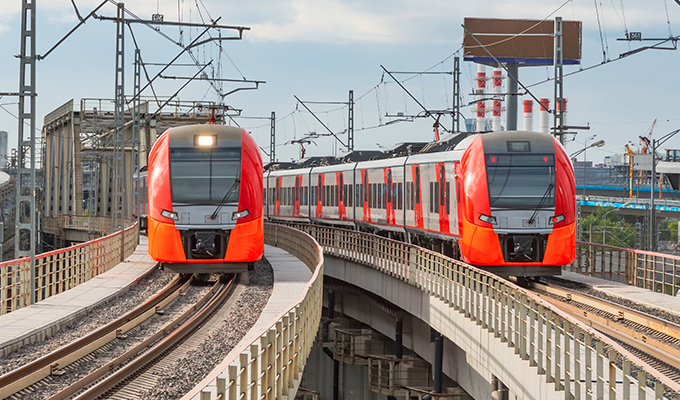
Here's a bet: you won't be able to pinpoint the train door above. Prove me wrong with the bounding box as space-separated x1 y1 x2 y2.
275 176 281 216
413 165 423 229
436 163 450 233
362 170 370 222
454 161 462 236
316 174 324 219
293 176 301 217
338 172 346 220
385 168 395 225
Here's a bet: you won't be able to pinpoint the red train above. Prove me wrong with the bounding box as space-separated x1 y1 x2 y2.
265 130 575 276
147 124 263 273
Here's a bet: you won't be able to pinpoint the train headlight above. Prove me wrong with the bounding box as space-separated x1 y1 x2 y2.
161 209 179 220
549 214 565 225
232 209 250 220
479 214 497 225
195 135 216 146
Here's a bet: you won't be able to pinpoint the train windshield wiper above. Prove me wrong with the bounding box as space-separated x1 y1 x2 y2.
528 183 554 224
210 166 241 220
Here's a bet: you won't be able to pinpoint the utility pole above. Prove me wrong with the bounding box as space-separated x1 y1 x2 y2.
17 0 38 303
270 111 276 163
553 17 565 144
348 90 354 152
132 48 142 222
452 57 461 133
112 2 125 231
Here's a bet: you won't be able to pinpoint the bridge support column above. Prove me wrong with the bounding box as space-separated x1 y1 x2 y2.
423 328 443 399
492 375 509 400
395 316 403 359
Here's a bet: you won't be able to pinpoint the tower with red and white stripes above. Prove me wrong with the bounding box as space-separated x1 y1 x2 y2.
492 68 503 131
475 64 486 132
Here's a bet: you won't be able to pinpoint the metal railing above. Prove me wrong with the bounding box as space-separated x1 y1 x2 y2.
288 224 680 400
569 241 680 296
42 215 118 235
0 223 138 314
184 223 324 400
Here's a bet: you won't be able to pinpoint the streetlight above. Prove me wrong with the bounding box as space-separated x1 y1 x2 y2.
649 128 680 251
569 136 605 198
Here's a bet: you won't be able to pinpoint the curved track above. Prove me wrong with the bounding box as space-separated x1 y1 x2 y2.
61 274 238 399
529 279 680 386
0 274 192 398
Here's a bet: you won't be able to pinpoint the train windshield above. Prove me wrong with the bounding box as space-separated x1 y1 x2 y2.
169 147 242 204
486 154 555 209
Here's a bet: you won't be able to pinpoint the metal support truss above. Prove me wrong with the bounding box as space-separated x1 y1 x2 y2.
270 111 276 163
16 0 38 303
348 90 354 151
453 57 461 133
132 48 141 220
112 2 126 230
553 17 565 144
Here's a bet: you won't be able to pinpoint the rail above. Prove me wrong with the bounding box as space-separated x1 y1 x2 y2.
288 224 679 400
569 241 680 296
183 223 324 400
0 222 139 314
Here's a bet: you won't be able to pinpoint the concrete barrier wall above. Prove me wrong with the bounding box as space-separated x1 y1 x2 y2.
289 224 680 399
184 223 324 400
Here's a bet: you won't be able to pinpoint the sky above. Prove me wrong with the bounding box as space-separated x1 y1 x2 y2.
0 0 679 164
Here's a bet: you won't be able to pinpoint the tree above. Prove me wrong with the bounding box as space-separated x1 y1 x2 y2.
659 218 678 242
581 207 635 248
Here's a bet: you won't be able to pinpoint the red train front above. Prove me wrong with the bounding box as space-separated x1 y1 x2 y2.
458 131 575 276
148 124 263 273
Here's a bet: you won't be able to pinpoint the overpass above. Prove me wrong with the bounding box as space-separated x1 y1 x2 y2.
2 219 679 399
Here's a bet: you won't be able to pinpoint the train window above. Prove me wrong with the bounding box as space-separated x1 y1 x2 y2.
348 185 353 207
434 182 439 213
486 154 555 208
446 182 450 214
169 147 241 204
372 183 377 208
406 182 411 210
440 166 446 207
357 184 361 205
398 182 403 210
429 182 434 213
368 183 373 208
382 184 386 209
335 185 339 206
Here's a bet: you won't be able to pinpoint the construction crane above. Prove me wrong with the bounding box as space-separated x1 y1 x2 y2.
625 144 636 198
639 118 657 154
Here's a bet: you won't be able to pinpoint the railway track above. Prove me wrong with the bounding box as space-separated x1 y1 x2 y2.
528 279 680 385
0 273 238 399
60 274 238 399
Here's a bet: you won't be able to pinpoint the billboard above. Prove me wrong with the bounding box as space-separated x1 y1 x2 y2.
463 18 582 66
